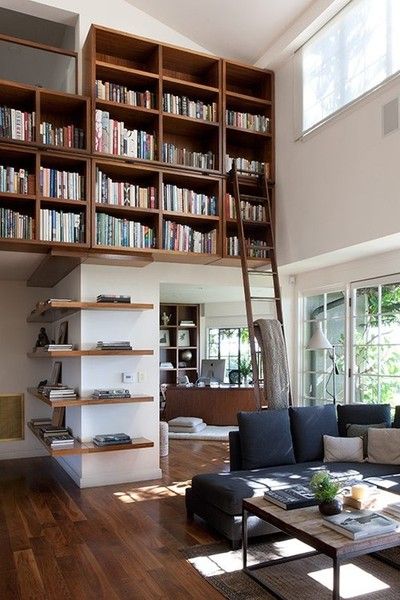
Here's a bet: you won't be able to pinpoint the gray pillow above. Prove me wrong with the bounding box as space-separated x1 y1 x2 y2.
346 422 388 457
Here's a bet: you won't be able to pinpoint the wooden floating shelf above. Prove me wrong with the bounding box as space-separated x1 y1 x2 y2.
28 422 154 456
27 300 154 322
27 349 154 358
27 388 153 408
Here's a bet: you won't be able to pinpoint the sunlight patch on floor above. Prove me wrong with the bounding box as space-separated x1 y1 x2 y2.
113 480 192 502
308 564 390 598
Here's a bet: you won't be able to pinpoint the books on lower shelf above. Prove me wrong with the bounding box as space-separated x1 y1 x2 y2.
163 219 217 254
0 106 35 142
226 110 270 133
0 207 34 239
40 122 85 149
92 389 131 399
227 236 269 258
96 212 155 248
40 209 85 243
163 93 217 122
93 433 131 446
225 155 269 177
44 344 73 351
225 194 266 221
0 165 35 195
162 143 215 170
41 384 77 400
95 110 155 159
40 167 84 201
29 420 76 447
96 341 132 350
96 168 156 208
322 510 399 540
264 485 317 510
96 294 131 303
163 184 217 216
96 80 156 109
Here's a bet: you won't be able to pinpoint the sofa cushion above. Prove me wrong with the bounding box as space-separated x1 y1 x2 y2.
289 405 338 463
237 410 295 470
337 403 391 436
393 406 400 428
346 422 388 456
190 461 400 516
323 435 364 463
169 422 207 433
168 416 203 427
368 428 400 464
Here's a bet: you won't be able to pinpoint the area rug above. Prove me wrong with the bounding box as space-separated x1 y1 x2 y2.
168 426 238 441
183 537 400 599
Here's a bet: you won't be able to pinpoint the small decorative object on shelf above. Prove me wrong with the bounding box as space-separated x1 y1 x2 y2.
178 330 190 347
159 330 170 347
310 471 342 516
180 350 192 363
57 321 68 344
35 327 50 348
161 312 171 326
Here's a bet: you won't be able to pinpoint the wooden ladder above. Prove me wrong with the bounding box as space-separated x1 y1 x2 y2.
229 162 291 410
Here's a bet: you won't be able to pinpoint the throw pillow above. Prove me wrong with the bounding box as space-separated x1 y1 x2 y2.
346 422 388 457
336 403 391 436
237 410 295 470
323 435 364 463
368 428 400 464
168 422 207 433
168 417 203 427
289 404 338 463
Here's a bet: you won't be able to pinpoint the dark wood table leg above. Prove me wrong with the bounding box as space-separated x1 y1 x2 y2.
333 557 340 600
242 507 248 569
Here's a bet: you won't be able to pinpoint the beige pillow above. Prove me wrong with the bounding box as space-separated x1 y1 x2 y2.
323 435 364 463
368 428 400 464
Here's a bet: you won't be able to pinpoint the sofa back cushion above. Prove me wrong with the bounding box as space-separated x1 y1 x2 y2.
368 428 400 464
393 406 400 428
237 410 295 470
337 403 392 436
289 404 338 463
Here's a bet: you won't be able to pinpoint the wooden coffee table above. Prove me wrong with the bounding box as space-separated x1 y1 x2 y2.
242 493 400 600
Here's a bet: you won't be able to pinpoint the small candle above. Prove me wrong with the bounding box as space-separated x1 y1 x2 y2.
351 484 369 501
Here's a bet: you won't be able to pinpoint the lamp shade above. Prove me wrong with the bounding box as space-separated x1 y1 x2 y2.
307 321 332 350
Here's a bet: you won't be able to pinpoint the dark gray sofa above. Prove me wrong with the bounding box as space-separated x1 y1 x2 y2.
185 403 400 548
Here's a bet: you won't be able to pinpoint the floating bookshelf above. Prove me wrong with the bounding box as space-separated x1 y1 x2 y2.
28 387 153 408
28 348 154 358
27 299 154 322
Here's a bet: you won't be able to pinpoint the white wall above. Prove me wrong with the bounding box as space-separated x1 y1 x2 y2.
275 58 400 268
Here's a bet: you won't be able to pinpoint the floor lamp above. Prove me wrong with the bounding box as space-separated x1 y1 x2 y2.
307 322 337 405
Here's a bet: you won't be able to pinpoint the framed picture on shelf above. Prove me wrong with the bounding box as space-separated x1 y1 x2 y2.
58 321 68 344
178 329 190 347
159 329 170 347
49 361 62 385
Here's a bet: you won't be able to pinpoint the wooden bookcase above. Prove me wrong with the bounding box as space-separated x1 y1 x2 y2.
160 303 199 384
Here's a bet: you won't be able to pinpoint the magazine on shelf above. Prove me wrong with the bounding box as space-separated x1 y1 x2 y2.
263 485 317 510
322 510 399 540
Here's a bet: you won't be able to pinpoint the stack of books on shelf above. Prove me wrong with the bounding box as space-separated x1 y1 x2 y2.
40 122 85 149
40 209 85 243
0 207 33 239
96 213 155 248
163 184 217 216
43 343 73 352
226 110 270 133
96 294 131 303
264 485 317 510
93 433 131 447
40 167 84 200
227 236 269 258
96 168 156 208
41 384 77 401
95 110 155 159
0 165 35 194
162 144 215 170
96 341 132 351
30 420 75 448
96 80 156 108
322 510 399 540
0 106 35 141
225 194 266 221
163 220 217 254
92 389 131 400
384 502 400 520
163 93 217 122
225 155 268 177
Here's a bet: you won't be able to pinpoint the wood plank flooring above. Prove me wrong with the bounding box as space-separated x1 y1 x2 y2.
0 440 230 600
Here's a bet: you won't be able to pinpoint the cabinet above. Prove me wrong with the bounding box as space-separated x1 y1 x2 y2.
160 303 199 384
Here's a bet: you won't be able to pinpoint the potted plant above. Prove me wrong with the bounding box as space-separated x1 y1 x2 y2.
238 357 252 385
310 471 342 516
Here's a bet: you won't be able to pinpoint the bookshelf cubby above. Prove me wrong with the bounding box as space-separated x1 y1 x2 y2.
160 303 199 384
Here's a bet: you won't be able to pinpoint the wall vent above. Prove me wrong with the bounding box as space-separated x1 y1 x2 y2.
383 98 399 136
0 394 24 441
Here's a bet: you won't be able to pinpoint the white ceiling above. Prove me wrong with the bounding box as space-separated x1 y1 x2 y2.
128 0 315 63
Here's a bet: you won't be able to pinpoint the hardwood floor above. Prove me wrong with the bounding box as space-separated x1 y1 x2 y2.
0 440 230 600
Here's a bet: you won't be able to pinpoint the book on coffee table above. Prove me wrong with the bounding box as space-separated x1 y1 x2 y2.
263 485 317 510
323 509 399 540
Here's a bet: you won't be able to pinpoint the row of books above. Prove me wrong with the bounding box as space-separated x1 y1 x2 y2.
0 207 33 239
227 236 269 258
163 184 217 216
95 80 156 109
41 384 76 400
162 144 215 170
96 341 132 351
0 165 35 195
96 212 155 248
225 155 267 176
40 209 85 243
30 419 75 447
39 122 85 149
39 167 84 201
225 194 266 221
95 168 156 208
226 110 270 133
163 93 217 122
43 344 73 351
95 110 155 159
0 106 35 141
163 220 217 254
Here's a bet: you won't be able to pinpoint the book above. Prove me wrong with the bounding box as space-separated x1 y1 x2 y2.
93 433 131 446
263 485 317 510
322 510 399 540
383 502 400 518
96 294 131 303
